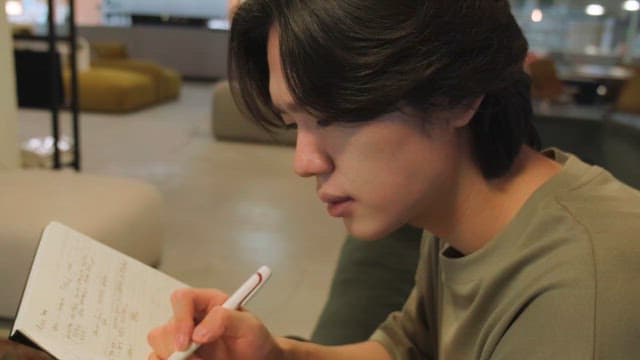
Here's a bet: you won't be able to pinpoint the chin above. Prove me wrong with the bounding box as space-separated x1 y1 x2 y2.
344 218 400 241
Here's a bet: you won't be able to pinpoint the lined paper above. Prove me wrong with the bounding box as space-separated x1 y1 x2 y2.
13 222 187 360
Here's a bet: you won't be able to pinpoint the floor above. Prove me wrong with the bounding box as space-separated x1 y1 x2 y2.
11 82 347 339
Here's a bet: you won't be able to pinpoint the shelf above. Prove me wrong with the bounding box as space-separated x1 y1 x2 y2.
13 0 82 171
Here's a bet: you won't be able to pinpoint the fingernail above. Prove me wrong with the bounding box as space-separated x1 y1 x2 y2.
193 328 209 342
175 334 188 350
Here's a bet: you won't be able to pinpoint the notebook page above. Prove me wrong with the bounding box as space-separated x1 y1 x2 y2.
12 222 187 360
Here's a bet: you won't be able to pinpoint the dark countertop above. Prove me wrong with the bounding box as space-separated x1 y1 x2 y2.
533 101 640 131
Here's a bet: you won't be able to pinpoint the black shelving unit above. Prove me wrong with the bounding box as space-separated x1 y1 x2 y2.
14 0 81 170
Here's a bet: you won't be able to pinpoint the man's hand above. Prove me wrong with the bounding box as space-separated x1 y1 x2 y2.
147 288 283 360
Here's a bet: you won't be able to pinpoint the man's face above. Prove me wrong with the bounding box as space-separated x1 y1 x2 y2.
267 27 470 240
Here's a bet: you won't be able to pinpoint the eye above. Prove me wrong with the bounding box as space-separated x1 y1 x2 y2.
277 112 297 131
316 119 331 128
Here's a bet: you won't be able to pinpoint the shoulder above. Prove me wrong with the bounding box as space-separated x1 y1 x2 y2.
524 166 640 357
521 161 640 282
551 165 640 267
520 151 640 263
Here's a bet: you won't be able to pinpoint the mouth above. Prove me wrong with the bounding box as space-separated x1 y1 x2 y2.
324 197 354 217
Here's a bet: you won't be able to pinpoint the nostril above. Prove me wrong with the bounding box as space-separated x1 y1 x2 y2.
294 153 333 178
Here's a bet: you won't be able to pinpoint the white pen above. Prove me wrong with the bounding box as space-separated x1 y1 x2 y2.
167 266 272 360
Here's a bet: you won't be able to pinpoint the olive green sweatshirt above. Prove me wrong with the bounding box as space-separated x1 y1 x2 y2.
371 149 640 359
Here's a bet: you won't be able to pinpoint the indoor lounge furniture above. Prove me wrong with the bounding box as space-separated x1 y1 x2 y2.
1 11 166 319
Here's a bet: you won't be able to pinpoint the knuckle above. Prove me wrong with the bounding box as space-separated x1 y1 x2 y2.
211 288 227 297
172 317 189 329
170 319 188 333
211 306 228 320
170 288 192 304
204 306 229 334
147 328 159 345
205 288 227 300
246 314 263 332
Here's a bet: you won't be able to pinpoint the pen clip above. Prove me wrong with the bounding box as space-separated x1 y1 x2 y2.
239 271 267 307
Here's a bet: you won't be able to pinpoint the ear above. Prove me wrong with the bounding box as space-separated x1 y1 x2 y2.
450 96 484 129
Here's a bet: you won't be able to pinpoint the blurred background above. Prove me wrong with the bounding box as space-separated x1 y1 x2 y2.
1 0 639 342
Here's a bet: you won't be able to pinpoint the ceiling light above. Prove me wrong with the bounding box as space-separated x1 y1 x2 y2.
531 8 543 22
5 0 24 16
623 0 640 11
585 4 605 16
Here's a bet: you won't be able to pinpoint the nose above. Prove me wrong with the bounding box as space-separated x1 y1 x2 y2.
293 129 334 178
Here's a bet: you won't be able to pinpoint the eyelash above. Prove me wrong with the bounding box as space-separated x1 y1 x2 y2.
282 120 331 131
317 119 331 127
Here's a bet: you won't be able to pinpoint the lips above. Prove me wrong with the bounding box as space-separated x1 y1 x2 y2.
319 193 354 217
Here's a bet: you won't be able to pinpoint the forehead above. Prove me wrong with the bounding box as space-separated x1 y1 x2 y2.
267 26 294 110
267 26 282 77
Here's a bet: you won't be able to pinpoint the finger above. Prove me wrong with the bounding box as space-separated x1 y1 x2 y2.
170 289 195 351
170 288 229 350
148 352 161 360
192 306 262 344
147 320 176 357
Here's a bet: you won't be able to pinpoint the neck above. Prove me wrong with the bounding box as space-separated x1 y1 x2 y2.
419 146 561 255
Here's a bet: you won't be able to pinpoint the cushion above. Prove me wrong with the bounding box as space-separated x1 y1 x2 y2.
63 68 155 112
91 58 182 101
0 170 164 318
90 42 128 60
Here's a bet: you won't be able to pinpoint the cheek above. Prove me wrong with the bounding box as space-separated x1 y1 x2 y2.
337 132 459 240
349 153 419 205
344 173 430 240
332 119 458 205
359 140 455 210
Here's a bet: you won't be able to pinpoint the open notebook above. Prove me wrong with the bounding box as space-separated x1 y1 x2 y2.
10 222 187 360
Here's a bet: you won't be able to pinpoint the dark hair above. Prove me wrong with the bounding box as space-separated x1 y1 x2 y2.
229 0 541 179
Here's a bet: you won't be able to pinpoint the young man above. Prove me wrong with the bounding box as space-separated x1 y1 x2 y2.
148 1 640 358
